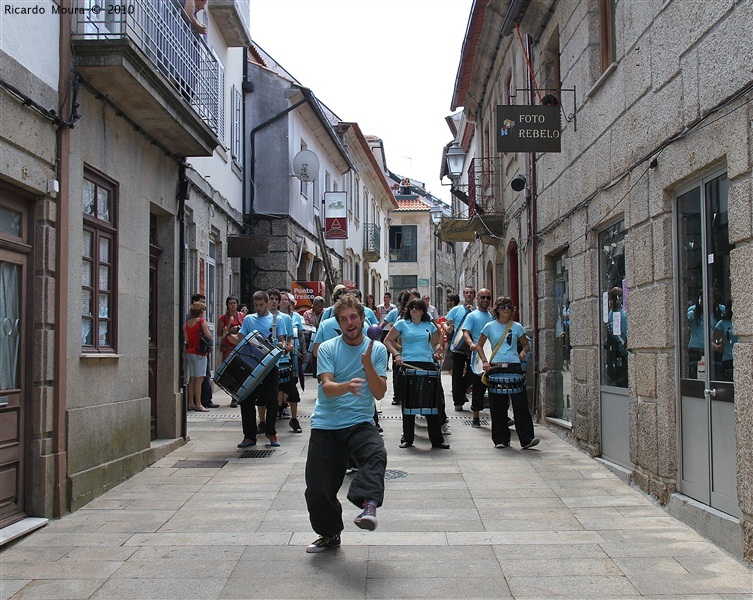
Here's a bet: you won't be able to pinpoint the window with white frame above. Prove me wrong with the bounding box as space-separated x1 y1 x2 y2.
231 85 242 165
82 170 117 352
214 53 226 145
206 239 217 325
300 141 309 197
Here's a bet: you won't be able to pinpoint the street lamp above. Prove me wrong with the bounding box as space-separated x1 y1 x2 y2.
445 142 465 178
429 205 443 305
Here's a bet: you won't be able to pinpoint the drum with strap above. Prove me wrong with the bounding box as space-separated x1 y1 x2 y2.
214 330 282 403
486 368 526 397
402 365 442 415
278 364 292 385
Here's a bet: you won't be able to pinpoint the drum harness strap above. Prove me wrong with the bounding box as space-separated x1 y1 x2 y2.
481 320 515 385
450 305 472 353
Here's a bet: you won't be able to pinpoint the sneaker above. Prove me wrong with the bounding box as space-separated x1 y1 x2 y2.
354 502 378 530
205 402 220 408
266 434 281 447
441 423 452 435
237 438 256 448
230 399 238 408
495 442 509 448
399 441 413 448
472 419 481 428
454 405 464 412
257 422 266 435
376 424 384 433
432 443 451 449
522 437 540 449
306 534 341 553
289 418 302 433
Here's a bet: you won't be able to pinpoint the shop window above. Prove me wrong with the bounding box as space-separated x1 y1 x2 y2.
599 221 628 388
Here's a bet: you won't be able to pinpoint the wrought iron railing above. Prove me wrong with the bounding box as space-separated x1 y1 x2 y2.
363 223 381 256
71 0 220 135
468 157 501 217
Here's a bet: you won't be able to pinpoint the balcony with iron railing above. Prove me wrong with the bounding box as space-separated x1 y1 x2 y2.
71 0 221 156
363 223 381 262
468 157 503 217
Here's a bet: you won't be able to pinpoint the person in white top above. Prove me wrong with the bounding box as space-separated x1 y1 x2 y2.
422 295 439 321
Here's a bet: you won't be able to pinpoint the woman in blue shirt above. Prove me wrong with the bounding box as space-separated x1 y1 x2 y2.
384 298 448 449
476 295 539 450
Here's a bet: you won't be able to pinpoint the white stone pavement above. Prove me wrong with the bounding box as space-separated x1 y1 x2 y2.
1 372 751 599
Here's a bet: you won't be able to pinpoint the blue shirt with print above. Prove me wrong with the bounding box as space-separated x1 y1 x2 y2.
393 319 437 363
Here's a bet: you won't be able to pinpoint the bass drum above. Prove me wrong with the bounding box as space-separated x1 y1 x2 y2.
214 330 282 403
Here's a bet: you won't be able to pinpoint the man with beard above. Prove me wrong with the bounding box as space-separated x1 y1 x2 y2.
304 294 388 553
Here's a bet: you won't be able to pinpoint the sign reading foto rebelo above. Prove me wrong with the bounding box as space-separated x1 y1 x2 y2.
496 105 561 153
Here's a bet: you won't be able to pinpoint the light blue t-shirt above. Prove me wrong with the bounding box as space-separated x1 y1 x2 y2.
312 336 388 430
480 320 527 364
714 318 737 362
384 307 399 324
447 304 473 352
393 319 437 363
462 309 493 343
365 307 379 325
273 311 294 365
239 312 281 341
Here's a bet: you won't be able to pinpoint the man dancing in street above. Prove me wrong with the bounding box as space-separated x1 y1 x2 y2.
304 294 388 553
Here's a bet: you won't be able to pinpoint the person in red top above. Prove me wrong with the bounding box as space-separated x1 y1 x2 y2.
185 301 212 412
218 295 244 407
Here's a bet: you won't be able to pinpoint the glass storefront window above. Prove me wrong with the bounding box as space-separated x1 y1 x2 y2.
599 221 628 388
553 251 571 421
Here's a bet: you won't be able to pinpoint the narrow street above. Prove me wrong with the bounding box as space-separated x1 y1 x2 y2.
2 374 750 599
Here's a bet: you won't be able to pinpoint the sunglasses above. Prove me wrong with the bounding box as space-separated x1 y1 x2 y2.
497 303 514 310
478 295 492 300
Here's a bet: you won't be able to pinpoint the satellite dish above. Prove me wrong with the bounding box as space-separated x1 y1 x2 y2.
292 150 320 182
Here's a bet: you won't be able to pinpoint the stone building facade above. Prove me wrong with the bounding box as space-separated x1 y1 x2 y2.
448 0 753 560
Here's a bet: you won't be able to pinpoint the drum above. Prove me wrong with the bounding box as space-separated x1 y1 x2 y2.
402 367 442 415
213 330 282 403
486 371 526 396
278 364 292 385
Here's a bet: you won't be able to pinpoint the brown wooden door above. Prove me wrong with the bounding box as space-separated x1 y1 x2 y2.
0 191 30 528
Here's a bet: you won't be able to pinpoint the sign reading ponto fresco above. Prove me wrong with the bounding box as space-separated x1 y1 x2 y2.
324 191 348 239
496 105 561 153
292 281 325 314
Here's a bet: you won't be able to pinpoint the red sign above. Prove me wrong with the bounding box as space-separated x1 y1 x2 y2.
324 218 348 239
292 281 325 313
324 191 348 239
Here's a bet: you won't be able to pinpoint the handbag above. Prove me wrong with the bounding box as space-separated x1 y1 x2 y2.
197 319 212 355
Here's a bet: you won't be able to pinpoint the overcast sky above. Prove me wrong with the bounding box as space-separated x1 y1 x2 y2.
249 0 474 205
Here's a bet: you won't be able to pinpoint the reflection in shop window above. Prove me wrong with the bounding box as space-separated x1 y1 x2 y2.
553 251 571 421
600 221 628 388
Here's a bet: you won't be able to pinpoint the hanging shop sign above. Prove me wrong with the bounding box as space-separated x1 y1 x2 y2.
496 105 561 153
324 191 348 239
292 281 325 314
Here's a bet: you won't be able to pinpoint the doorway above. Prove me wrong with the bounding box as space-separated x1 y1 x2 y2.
599 220 631 469
676 171 738 517
0 188 31 528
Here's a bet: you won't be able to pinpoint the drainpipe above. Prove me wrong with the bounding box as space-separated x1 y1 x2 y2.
527 33 541 418
53 8 74 517
241 88 313 301
178 163 188 439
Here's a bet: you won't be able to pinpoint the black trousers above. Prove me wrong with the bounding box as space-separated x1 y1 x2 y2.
470 373 487 412
400 361 445 446
200 357 213 407
490 390 535 447
240 368 278 438
451 351 472 407
305 422 387 537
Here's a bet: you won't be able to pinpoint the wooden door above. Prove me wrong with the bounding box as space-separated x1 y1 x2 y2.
0 190 30 528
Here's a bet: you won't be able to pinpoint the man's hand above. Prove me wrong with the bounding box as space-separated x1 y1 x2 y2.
344 378 366 396
361 339 374 368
